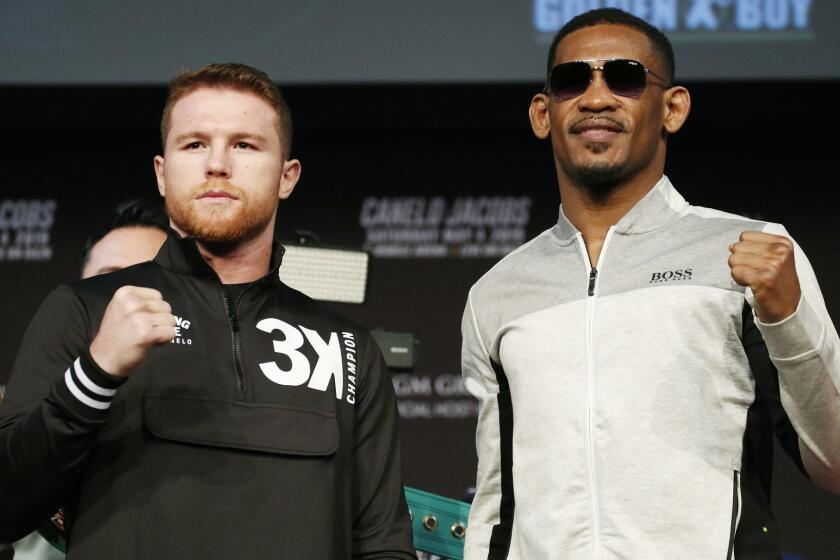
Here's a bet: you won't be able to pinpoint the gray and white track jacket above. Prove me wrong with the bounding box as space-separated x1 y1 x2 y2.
462 176 840 560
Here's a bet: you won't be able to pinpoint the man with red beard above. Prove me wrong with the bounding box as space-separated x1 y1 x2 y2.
0 63 415 560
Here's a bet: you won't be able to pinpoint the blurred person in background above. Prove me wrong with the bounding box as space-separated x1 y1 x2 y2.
80 199 169 279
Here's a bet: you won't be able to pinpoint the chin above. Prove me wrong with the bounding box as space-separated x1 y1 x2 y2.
184 221 245 244
583 141 613 155
571 161 626 191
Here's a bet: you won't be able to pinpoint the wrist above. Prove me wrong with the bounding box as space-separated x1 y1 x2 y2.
79 349 128 387
88 340 127 378
755 304 797 325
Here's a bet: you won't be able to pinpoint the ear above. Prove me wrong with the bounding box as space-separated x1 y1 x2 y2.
663 86 691 134
278 158 302 200
529 93 552 140
154 155 166 197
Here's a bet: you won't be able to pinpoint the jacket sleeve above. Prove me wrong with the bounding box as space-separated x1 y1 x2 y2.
0 285 124 541
461 289 511 560
350 333 416 560
748 223 840 493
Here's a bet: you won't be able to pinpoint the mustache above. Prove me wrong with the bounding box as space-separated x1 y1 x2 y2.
191 179 247 200
568 115 627 133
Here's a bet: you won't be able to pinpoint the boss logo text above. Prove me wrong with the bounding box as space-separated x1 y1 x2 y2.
650 269 694 283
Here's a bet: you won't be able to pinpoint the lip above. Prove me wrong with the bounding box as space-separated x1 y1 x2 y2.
571 118 624 142
197 190 239 201
577 128 620 142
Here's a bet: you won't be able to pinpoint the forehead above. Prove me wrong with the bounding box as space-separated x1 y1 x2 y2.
167 87 279 137
554 24 659 72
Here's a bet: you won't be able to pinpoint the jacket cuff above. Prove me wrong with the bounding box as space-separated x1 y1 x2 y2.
755 296 826 361
53 349 126 421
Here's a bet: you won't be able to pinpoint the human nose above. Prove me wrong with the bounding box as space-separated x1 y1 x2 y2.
205 142 231 179
576 69 619 112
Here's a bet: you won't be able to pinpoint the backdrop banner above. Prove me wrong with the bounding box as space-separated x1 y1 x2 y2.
1 0 838 83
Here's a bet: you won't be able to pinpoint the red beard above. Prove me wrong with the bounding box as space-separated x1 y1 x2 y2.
166 179 277 244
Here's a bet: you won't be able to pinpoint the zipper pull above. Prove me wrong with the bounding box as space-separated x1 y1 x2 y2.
588 267 598 296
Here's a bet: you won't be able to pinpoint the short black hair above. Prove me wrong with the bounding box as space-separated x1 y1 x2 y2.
81 198 169 269
546 8 675 85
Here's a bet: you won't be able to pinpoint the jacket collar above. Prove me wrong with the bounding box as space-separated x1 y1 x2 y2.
154 229 285 280
552 175 688 244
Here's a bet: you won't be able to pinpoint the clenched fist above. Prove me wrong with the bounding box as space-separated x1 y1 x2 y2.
89 286 176 377
729 231 801 324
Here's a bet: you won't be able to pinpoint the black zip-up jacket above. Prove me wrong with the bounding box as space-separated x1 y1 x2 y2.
0 232 415 559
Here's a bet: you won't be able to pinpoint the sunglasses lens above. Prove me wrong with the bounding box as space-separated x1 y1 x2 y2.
603 60 647 98
548 62 591 100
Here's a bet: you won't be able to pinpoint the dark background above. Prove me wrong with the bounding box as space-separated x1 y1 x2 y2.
1 81 838 558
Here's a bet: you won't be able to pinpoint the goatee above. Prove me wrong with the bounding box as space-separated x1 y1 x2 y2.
572 153 625 196
166 179 276 244
566 116 628 194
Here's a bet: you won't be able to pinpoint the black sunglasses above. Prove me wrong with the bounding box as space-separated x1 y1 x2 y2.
545 59 670 101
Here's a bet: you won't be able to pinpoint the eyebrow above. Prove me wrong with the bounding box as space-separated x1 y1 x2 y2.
172 131 270 145
231 131 269 144
172 131 209 145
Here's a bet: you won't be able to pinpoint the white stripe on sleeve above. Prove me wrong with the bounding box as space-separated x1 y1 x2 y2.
64 368 111 410
73 358 117 397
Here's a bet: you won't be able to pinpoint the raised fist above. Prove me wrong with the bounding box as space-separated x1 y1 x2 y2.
729 231 801 324
89 286 176 377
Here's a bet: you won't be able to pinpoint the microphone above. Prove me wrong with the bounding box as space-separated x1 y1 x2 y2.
0 543 14 560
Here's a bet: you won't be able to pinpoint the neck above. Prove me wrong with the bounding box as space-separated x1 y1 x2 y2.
176 224 275 284
559 165 664 267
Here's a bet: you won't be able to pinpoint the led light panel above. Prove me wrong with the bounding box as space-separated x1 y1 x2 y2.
279 245 369 304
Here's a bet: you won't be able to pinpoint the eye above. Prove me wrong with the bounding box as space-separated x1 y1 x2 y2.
234 141 253 149
185 141 203 150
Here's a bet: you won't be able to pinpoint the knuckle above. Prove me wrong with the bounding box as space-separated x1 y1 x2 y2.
111 289 129 305
122 286 142 299
771 243 789 256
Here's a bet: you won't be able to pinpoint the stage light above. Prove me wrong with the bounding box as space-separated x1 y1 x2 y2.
279 235 370 304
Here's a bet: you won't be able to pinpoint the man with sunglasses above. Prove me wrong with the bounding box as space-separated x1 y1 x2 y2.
462 8 840 560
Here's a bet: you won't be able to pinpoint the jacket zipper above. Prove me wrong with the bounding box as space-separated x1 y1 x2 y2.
214 267 279 394
588 267 598 296
219 286 246 392
576 226 616 560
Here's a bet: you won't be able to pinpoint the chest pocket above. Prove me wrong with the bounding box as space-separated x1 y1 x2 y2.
143 394 338 456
